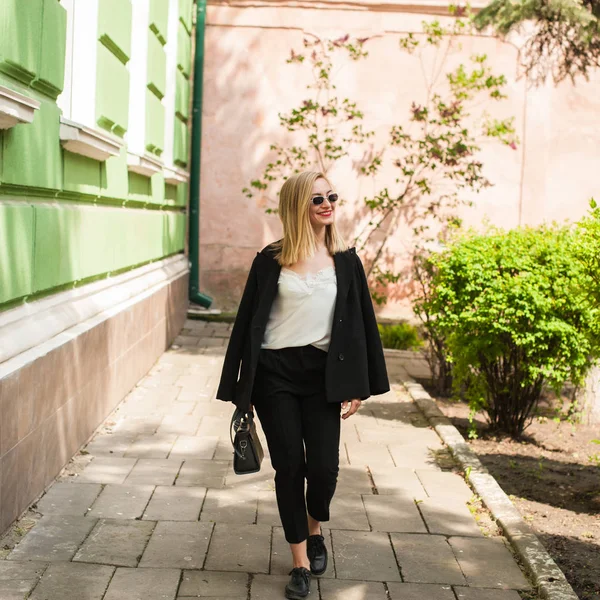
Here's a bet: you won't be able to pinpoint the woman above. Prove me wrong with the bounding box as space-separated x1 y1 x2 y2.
216 171 390 599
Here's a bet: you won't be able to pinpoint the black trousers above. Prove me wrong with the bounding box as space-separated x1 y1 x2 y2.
251 343 341 544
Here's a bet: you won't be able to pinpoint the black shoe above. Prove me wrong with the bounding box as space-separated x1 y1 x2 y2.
307 533 328 576
285 566 311 599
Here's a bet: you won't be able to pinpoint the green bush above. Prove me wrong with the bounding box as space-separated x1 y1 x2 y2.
422 223 600 437
378 322 423 350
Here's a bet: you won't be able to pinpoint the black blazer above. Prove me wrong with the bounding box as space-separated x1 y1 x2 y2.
216 240 390 410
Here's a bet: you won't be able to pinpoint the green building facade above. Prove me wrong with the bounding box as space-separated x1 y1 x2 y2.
0 0 197 535
0 0 195 307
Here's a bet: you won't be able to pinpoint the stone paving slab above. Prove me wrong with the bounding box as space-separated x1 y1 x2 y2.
417 497 483 537
200 488 258 524
124 434 178 458
363 495 427 533
175 374 214 389
331 529 402 582
174 335 201 346
35 483 102 516
84 433 138 457
416 470 474 501
112 415 164 434
389 533 466 585
204 523 271 573
344 441 395 468
339 422 360 444
73 519 155 567
448 536 531 589
334 465 373 495
368 466 427 497
256 491 280 526
167 402 198 417
176 460 229 488
387 445 441 470
29 562 115 600
213 438 238 461
196 416 232 439
250 574 299 600
223 464 276 491
178 570 248 598
8 516 97 562
131 382 182 400
271 527 335 579
126 386 181 403
356 425 441 446
124 458 182 485
140 372 182 386
87 484 154 519
454 588 523 600
169 435 219 459
142 486 206 521
180 390 213 404
326 495 370 531
386 582 456 600
319 579 387 600
0 562 47 600
191 401 233 418
197 337 227 348
103 567 181 600
0 562 47 580
157 414 203 436
116 401 170 419
73 457 137 484
139 521 213 569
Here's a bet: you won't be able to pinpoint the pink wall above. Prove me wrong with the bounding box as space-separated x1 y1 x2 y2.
198 1 600 317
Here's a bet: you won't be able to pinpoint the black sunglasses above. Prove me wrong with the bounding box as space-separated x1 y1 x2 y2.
312 193 339 206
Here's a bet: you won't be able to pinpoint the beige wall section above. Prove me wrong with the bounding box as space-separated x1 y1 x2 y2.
199 1 600 316
0 272 188 535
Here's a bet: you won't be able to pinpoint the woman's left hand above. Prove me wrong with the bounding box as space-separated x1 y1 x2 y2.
341 399 361 419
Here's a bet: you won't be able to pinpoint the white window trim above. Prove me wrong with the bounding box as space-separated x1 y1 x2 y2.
67 0 100 129
128 0 151 157
57 0 75 119
163 0 180 169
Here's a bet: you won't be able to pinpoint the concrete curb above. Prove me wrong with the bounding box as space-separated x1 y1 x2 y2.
401 380 579 600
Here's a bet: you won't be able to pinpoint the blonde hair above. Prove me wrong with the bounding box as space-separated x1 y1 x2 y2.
272 171 348 266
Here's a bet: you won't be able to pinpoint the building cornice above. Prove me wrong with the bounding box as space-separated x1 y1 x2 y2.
164 166 190 185
127 152 164 177
207 0 487 15
59 117 123 161
0 86 40 129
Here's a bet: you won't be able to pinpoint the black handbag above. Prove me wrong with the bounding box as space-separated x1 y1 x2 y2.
230 407 264 474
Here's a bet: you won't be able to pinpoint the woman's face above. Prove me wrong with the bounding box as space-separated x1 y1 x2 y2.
308 178 336 229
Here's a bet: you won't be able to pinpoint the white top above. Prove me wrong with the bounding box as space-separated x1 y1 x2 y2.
261 265 337 352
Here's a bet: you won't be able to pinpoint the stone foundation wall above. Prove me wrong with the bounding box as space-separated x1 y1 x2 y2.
0 272 189 535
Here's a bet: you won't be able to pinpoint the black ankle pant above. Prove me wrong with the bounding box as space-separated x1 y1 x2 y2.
251 343 341 544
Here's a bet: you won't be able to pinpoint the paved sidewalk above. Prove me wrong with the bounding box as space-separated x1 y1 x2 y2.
0 319 532 599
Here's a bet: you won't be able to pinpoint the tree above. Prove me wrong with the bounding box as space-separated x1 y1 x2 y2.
473 0 600 84
245 9 517 310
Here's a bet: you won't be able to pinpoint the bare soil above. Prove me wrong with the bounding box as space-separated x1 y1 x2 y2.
433 395 600 600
